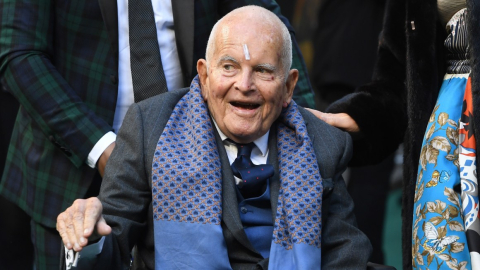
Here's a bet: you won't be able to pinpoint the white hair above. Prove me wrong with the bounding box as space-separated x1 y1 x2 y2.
205 6 292 80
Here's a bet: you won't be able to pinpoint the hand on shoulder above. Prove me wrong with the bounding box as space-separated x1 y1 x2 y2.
305 108 360 133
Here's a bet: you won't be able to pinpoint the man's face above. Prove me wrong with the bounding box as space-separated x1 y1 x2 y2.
198 20 298 143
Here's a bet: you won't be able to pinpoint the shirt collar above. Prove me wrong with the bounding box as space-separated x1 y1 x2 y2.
212 119 269 157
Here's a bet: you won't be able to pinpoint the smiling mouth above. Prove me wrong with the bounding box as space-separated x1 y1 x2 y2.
231 101 260 110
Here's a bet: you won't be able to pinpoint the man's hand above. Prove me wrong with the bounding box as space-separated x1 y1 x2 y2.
98 142 116 177
305 108 360 133
57 197 112 252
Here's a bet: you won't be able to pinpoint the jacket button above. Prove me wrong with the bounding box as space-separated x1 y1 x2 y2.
64 150 72 157
110 74 117 84
240 207 248 214
49 136 60 147
60 146 72 157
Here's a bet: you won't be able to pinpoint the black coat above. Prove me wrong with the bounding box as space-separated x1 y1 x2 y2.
327 0 480 268
311 0 385 101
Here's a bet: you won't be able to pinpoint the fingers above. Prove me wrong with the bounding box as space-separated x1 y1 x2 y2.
73 199 88 250
96 216 112 236
57 210 73 250
57 204 82 251
57 197 106 252
83 198 104 237
305 108 360 133
83 199 112 241
304 108 326 122
304 109 340 128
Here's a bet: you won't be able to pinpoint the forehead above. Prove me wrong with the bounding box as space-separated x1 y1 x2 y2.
213 21 281 61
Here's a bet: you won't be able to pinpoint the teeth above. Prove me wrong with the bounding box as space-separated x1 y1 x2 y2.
232 102 258 109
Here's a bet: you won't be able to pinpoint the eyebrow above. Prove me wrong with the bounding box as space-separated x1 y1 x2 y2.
255 63 276 72
217 55 277 72
218 55 239 65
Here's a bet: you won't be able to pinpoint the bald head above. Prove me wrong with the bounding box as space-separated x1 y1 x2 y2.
205 5 292 80
196 5 299 144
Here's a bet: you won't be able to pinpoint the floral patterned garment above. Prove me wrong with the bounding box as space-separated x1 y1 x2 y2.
412 8 479 269
412 74 470 269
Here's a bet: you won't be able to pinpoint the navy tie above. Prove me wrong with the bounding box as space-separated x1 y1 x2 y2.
230 142 274 198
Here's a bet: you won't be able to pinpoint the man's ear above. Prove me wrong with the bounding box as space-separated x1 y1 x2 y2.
197 59 209 101
284 69 298 104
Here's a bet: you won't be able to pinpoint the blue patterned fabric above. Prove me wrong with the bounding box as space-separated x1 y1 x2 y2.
412 74 471 269
151 76 323 269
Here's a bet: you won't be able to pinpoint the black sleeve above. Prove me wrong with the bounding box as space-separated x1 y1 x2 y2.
326 0 408 166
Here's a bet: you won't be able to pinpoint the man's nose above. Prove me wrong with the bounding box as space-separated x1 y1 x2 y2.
235 69 255 91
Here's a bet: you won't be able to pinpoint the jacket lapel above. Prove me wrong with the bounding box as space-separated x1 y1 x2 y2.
267 124 280 222
213 129 258 253
172 0 194 86
98 0 119 59
214 125 282 255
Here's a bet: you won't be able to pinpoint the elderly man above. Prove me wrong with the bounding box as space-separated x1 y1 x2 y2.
57 6 371 269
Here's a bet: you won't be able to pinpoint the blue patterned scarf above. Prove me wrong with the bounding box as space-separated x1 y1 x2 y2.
151 76 323 269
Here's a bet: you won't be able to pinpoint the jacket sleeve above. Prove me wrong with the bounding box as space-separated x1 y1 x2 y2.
58 102 150 270
217 0 315 108
0 0 113 167
92 102 153 269
326 0 408 166
320 132 372 269
299 108 372 268
65 90 188 269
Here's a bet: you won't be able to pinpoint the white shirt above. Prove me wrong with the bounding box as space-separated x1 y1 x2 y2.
86 0 184 168
212 119 269 166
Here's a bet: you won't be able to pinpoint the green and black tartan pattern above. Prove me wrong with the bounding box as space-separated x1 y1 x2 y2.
0 0 118 229
31 220 63 270
0 0 314 231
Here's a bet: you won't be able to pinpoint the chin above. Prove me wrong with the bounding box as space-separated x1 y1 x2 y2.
227 129 258 143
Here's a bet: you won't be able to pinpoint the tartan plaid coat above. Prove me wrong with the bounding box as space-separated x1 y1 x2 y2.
0 0 314 228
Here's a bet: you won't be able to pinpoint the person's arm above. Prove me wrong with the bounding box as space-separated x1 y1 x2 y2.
0 0 113 168
96 102 154 268
321 132 372 269
218 0 315 108
322 0 408 165
57 102 154 269
304 110 360 133
299 108 371 267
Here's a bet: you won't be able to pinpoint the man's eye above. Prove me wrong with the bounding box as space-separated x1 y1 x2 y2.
256 68 272 74
224 65 234 71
